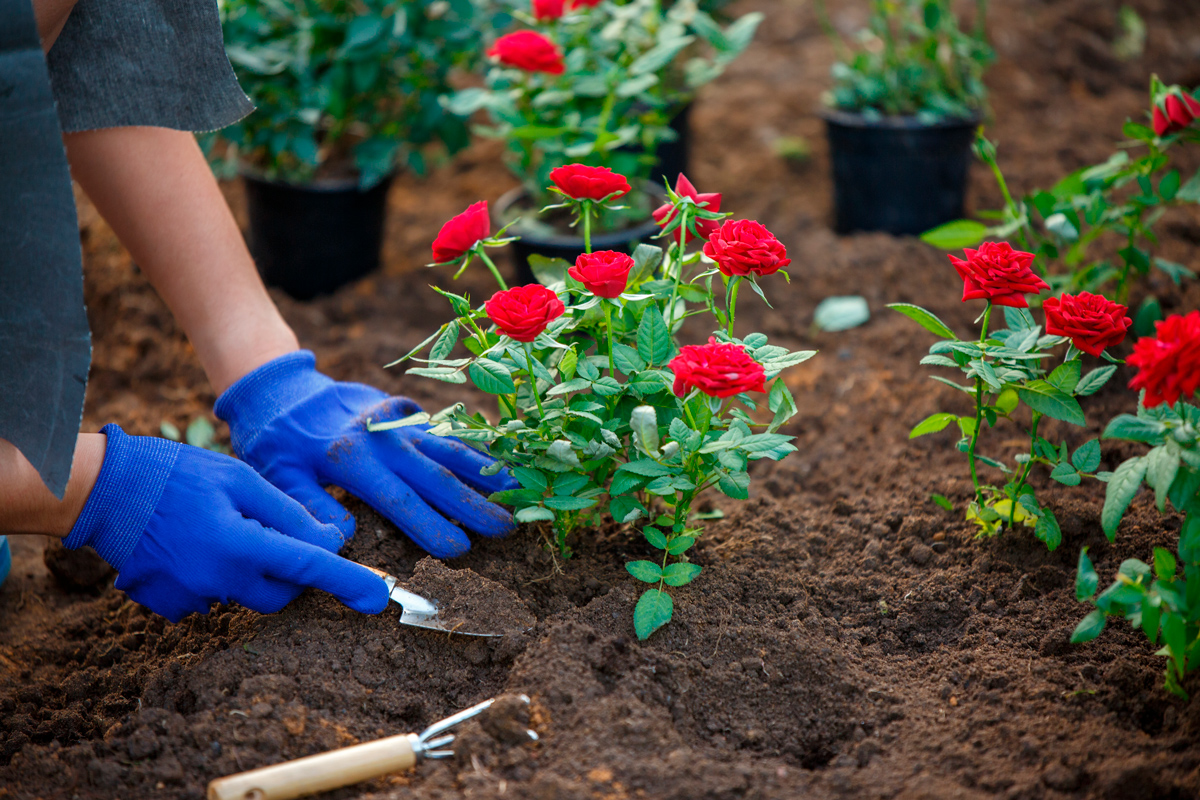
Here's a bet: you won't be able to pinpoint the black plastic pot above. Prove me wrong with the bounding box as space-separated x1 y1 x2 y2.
653 103 691 186
496 187 663 286
243 171 394 300
823 110 977 236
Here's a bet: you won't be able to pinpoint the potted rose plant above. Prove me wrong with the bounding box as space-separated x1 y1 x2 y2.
445 0 762 281
207 0 481 299
384 164 812 639
818 0 992 235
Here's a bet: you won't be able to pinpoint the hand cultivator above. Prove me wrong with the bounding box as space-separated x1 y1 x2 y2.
207 696 537 800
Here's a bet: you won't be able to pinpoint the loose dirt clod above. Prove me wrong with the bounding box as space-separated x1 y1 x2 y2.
403 557 536 637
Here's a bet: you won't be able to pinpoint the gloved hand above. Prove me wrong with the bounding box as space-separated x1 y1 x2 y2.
214 351 516 559
63 425 388 622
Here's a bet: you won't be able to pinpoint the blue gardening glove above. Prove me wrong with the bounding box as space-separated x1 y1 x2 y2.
64 425 389 622
214 351 516 559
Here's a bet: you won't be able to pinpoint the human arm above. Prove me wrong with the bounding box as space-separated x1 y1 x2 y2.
0 434 103 536
32 0 76 52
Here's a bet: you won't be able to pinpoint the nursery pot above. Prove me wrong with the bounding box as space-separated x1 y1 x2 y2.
823 110 977 236
652 103 692 186
496 186 664 286
242 171 395 300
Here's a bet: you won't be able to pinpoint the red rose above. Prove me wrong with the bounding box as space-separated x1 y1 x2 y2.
570 0 603 7
652 173 722 245
702 219 790 278
1042 292 1131 357
432 201 491 264
487 31 565 75
948 242 1049 308
1153 90 1200 137
549 164 631 201
484 284 566 342
532 0 564 19
1127 311 1200 408
668 337 766 399
568 250 633 298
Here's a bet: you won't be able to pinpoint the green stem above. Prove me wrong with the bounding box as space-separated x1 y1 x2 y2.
583 203 593 255
1008 411 1041 528
603 301 616 376
478 251 509 291
726 277 742 337
523 342 545 417
665 207 690 329
967 302 993 507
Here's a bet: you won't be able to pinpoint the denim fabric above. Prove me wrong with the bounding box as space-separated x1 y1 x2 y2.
0 0 91 499
46 0 253 133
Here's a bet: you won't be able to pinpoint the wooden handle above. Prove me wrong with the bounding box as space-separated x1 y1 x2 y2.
207 732 418 800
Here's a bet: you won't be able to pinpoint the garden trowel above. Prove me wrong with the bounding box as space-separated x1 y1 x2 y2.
361 565 503 637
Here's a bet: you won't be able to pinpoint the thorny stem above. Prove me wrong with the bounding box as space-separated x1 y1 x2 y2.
478 251 509 291
967 302 993 507
603 301 616 375
523 342 545 417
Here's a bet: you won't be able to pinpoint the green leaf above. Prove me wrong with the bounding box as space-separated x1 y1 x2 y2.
887 303 957 340
629 35 696 76
1004 307 1037 330
528 254 570 287
408 367 467 384
544 496 597 511
515 506 555 524
1018 381 1086 426
717 470 750 499
1163 613 1187 675
1047 360 1082 395
662 562 702 587
610 471 648 496
1161 169 1182 201
1102 456 1147 539
1153 258 1196 286
1071 609 1108 643
633 589 674 640
618 459 674 477
609 495 647 524
626 560 663 583
1102 414 1167 444
1035 508 1062 551
344 14 387 49
469 359 516 394
430 321 460 361
1076 365 1117 397
512 466 548 493
931 493 954 511
1076 547 1099 601
644 527 668 549
185 417 215 449
1142 600 1161 645
1147 446 1181 513
813 296 870 331
1154 547 1178 581
1050 462 1082 486
637 306 672 366
1177 167 1200 203
920 219 988 250
160 421 181 441
629 244 664 284
1072 439 1102 473
910 412 957 438
613 344 646 374
666 536 696 555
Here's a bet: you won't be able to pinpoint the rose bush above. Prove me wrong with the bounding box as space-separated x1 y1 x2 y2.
894 241 1121 545
382 168 813 638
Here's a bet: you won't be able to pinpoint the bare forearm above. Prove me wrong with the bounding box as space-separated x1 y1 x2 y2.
0 434 105 536
33 0 78 51
63 127 299 394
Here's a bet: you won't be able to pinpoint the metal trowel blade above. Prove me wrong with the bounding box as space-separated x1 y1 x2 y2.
364 565 503 637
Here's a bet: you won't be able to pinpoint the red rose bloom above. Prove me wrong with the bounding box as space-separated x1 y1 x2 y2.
487 31 565 75
948 242 1049 308
484 284 566 342
532 0 564 20
549 164 631 201
432 201 490 264
570 0 603 7
668 337 767 399
702 219 791 278
568 250 633 298
1153 90 1200 137
652 173 722 245
1042 292 1131 357
1127 311 1200 408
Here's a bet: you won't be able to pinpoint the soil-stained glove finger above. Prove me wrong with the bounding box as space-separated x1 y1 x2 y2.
371 439 515 539
408 431 520 495
259 465 357 544
336 465 473 558
256 534 389 615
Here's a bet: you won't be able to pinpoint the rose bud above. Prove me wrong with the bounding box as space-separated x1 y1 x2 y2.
549 164 631 202
948 242 1049 308
668 337 767 399
1042 292 1131 357
532 0 565 20
702 219 791 278
484 284 566 342
1127 310 1200 408
568 250 634 298
653 173 722 245
432 201 491 264
1152 88 1200 136
487 31 566 75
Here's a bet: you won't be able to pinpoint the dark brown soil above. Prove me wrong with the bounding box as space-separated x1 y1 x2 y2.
4 1 1200 798
401 558 536 637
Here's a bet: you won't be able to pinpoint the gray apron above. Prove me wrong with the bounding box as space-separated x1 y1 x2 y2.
0 0 252 497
